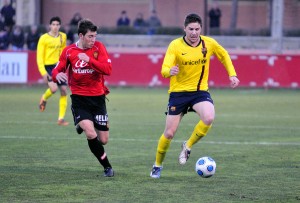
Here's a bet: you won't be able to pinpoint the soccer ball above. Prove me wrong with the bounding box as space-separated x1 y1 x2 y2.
195 156 216 178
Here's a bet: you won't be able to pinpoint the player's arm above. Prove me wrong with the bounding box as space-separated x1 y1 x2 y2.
161 43 177 78
52 49 68 84
89 56 112 76
213 41 237 77
213 40 240 88
36 36 47 77
79 44 112 75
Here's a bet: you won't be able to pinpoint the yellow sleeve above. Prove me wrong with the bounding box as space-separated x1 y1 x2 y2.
36 35 47 76
161 42 176 78
213 40 237 77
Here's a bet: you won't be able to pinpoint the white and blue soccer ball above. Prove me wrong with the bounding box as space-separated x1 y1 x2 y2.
195 156 216 178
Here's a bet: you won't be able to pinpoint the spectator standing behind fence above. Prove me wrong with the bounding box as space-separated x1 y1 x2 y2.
0 0 15 32
64 24 74 45
208 1 222 34
9 25 24 51
133 12 146 33
147 10 161 35
70 12 82 28
0 29 9 50
0 14 5 31
116 10 130 27
26 25 40 50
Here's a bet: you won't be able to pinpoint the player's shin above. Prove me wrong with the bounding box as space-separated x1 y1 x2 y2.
59 95 68 119
43 88 53 100
186 120 212 149
87 137 112 169
155 134 171 166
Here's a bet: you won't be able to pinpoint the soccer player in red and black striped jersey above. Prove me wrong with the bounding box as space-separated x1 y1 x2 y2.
52 19 114 177
150 13 240 178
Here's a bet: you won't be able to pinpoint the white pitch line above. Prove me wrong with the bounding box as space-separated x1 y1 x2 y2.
1 120 300 131
0 136 299 146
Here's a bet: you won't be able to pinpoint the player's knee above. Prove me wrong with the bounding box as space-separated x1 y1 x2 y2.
164 129 175 139
98 131 109 145
50 87 57 94
100 137 108 145
202 116 214 125
85 129 97 140
60 87 68 96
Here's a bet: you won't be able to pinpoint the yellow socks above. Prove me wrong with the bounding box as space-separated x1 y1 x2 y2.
155 134 171 167
154 121 211 166
43 88 53 100
58 95 68 120
186 120 212 149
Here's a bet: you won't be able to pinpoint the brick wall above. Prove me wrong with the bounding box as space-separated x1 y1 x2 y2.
41 0 299 32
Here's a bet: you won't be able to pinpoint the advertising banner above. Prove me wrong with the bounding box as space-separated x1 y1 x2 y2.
0 52 28 83
2 51 300 89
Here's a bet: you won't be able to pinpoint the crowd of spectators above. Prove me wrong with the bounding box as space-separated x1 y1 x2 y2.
0 8 163 51
117 10 162 35
0 20 43 51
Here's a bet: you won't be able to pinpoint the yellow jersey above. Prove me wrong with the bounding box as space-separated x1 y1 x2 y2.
36 32 67 76
161 35 237 93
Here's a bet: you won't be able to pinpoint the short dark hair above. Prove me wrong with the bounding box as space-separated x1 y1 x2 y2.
49 16 61 25
184 13 202 27
77 19 98 36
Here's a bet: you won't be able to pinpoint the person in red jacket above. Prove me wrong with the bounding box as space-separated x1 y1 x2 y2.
52 19 114 177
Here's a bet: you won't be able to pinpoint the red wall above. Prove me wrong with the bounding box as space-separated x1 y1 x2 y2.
27 51 300 88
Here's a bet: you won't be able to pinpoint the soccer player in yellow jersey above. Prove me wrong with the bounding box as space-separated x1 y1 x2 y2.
150 13 240 178
37 16 69 126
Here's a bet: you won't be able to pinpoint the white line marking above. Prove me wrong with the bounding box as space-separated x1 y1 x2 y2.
0 136 299 146
1 120 300 130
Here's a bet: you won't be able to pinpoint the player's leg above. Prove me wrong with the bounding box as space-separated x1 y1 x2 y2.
179 91 215 165
84 120 112 174
156 114 181 166
186 101 215 149
57 84 69 126
150 114 181 178
39 75 57 112
89 96 113 176
78 119 114 177
97 130 114 177
39 88 52 112
79 120 114 177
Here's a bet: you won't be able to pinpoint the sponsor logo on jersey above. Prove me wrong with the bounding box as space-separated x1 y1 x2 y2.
182 59 201 65
182 58 207 65
72 68 94 74
72 59 94 74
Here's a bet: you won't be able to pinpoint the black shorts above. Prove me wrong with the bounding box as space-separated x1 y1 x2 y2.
70 94 109 131
45 64 67 86
166 91 214 115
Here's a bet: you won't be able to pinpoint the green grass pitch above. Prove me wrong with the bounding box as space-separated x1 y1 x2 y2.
0 86 299 202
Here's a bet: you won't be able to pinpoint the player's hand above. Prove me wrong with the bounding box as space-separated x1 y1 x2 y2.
229 76 240 88
56 72 68 84
78 53 90 62
170 64 179 76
